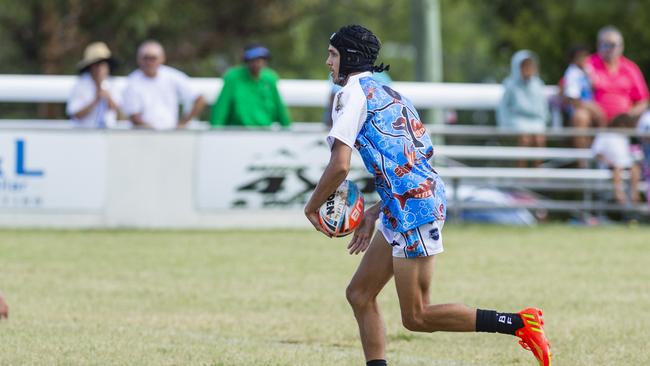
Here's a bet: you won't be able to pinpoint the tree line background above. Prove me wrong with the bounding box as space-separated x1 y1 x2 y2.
2 0 650 121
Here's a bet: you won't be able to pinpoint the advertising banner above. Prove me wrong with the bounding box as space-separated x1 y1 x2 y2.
196 131 375 210
0 132 106 211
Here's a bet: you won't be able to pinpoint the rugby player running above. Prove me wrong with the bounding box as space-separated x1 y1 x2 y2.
304 25 552 366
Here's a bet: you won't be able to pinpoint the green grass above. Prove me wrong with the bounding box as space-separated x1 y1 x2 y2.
0 225 649 365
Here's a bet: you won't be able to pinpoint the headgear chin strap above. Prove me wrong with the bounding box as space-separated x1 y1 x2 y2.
329 25 389 83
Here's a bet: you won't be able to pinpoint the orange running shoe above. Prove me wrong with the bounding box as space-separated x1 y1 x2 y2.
516 308 552 366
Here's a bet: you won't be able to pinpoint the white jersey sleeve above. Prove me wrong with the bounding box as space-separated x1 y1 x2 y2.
327 81 367 149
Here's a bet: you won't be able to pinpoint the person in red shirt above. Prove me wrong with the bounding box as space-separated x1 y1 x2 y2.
587 26 649 124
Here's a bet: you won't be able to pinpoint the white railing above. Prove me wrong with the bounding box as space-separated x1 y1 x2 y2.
0 74 646 223
0 74 558 109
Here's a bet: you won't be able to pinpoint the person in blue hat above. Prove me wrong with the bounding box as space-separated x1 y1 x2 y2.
210 44 291 128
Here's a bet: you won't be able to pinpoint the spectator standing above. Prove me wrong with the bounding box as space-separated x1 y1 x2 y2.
562 45 605 154
497 50 549 167
587 26 649 124
122 41 206 130
66 42 120 128
210 44 291 128
591 114 641 204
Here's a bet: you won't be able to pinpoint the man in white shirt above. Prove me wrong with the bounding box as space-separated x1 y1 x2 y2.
122 40 206 130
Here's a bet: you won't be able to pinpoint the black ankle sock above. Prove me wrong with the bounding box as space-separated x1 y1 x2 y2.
366 359 387 366
475 309 524 335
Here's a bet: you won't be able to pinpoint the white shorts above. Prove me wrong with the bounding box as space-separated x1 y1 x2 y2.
377 216 444 258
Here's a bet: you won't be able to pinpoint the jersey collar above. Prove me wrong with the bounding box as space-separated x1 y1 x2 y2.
347 71 372 84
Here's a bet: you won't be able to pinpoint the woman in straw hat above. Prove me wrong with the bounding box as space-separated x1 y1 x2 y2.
66 42 120 128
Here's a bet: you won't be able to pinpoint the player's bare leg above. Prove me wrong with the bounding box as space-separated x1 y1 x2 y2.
346 231 394 362
393 256 476 332
393 255 552 365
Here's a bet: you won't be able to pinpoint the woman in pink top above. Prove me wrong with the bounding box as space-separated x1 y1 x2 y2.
587 26 649 124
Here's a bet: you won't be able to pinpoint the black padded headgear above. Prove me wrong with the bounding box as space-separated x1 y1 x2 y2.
329 25 389 83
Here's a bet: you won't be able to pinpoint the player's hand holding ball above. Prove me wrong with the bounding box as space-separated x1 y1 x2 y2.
347 204 379 255
306 180 365 240
304 206 332 238
317 180 364 238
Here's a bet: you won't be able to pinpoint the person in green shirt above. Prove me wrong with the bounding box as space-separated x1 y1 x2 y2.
210 44 291 128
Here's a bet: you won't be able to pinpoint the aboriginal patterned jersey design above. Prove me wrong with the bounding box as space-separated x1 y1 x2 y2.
355 77 446 232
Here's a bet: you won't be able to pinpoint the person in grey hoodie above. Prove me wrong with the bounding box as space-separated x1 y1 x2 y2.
497 50 549 167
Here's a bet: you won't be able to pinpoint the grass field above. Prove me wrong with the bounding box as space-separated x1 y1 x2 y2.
0 225 649 365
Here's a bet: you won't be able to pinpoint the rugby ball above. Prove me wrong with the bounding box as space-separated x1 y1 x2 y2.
318 180 365 237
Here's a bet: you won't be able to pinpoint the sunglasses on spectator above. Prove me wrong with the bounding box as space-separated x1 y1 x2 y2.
599 41 620 50
141 54 160 61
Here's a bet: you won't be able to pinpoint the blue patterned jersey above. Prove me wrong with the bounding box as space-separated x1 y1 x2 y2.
328 72 446 232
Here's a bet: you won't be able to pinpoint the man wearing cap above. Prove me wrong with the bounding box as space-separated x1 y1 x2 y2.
122 40 206 130
66 42 120 128
210 44 291 128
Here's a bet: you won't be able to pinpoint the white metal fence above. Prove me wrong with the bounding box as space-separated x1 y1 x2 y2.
0 75 647 227
0 74 558 108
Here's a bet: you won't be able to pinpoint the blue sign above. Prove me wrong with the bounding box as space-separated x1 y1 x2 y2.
0 139 45 177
